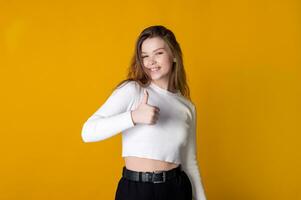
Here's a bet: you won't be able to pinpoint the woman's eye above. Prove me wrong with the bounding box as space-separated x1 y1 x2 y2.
141 52 163 58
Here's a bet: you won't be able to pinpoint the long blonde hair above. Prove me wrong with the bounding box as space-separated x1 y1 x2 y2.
115 25 191 101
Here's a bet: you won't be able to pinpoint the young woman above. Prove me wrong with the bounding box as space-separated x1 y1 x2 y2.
81 25 207 200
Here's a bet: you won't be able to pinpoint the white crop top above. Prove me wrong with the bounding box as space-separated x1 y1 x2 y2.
81 80 206 200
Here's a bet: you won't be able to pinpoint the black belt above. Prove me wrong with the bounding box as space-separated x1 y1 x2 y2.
122 164 182 184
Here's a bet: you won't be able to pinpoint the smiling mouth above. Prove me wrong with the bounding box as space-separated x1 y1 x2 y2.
149 67 161 72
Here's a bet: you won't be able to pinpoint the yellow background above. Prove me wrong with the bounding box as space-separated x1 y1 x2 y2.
0 0 300 199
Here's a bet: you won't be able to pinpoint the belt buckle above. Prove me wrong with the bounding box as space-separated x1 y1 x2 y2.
152 170 166 183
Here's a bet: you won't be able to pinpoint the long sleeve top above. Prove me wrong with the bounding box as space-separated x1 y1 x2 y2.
81 80 207 200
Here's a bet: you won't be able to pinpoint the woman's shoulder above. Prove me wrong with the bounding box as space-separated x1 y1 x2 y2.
176 93 195 109
115 80 143 95
117 79 137 87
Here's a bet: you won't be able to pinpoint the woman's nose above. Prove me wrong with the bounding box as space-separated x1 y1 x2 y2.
148 57 156 66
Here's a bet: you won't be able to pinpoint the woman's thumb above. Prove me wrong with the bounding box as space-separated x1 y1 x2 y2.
142 89 149 104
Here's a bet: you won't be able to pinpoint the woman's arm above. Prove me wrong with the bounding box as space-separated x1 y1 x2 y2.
181 104 207 200
81 81 138 143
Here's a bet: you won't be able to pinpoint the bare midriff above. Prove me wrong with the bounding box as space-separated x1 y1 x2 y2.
124 156 179 172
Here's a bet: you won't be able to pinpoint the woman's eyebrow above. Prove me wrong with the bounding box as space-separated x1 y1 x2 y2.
142 47 165 54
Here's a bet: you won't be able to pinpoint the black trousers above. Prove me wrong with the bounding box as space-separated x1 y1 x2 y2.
115 165 192 200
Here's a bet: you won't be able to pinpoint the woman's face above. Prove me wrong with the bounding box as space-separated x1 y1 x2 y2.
141 37 174 83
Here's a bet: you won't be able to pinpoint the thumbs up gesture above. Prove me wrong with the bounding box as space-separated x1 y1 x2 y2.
131 89 160 125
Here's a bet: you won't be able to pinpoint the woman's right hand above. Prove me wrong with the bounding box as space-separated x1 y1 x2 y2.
131 89 160 125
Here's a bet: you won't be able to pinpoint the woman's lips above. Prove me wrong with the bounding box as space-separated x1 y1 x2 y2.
149 67 160 72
